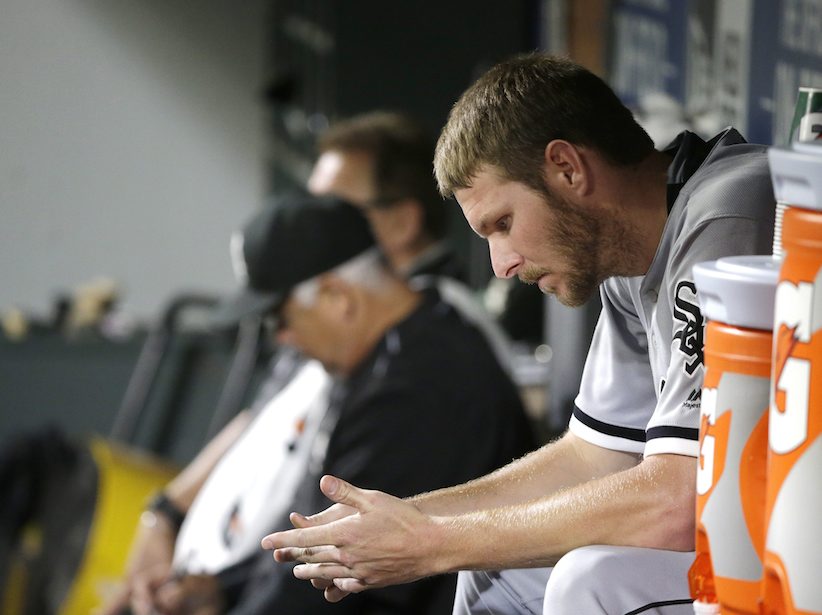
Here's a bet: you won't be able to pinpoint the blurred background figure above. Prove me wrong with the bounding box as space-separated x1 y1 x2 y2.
309 111 465 282
104 195 535 615
309 110 546 347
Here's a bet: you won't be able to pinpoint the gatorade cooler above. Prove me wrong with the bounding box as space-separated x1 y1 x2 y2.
689 255 780 615
764 144 822 615
787 87 822 144
773 87 821 258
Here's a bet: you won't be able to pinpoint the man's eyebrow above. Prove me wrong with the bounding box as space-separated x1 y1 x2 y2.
473 214 492 239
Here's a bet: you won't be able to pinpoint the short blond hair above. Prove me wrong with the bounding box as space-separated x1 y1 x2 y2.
434 53 654 198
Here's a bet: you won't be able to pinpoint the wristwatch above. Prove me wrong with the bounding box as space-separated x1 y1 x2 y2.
141 492 186 533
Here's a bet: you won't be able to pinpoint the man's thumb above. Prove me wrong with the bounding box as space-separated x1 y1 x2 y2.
320 475 364 508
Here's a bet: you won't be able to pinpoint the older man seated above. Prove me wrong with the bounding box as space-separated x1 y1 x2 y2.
109 195 535 615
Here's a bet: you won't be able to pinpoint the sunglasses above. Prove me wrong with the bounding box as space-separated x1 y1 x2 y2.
358 195 405 210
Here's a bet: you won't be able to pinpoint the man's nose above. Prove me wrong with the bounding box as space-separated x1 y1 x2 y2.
488 238 522 279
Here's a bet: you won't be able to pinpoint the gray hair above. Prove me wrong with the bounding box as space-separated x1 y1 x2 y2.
291 247 391 307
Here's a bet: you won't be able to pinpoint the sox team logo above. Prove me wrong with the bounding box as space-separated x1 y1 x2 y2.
673 281 705 375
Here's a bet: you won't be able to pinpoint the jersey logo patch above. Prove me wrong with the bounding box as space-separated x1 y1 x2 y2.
673 281 705 375
684 387 702 410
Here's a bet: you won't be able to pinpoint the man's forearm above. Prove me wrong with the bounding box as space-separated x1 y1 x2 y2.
164 410 252 509
411 431 638 516
263 441 693 593
426 452 696 574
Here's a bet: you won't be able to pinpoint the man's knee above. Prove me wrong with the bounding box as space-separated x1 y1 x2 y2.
543 546 627 611
454 568 554 615
543 546 694 615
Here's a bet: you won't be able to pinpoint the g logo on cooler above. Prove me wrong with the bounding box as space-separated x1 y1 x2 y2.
770 280 816 454
697 387 718 495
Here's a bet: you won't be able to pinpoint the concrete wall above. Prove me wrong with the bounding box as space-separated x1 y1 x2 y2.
0 0 268 321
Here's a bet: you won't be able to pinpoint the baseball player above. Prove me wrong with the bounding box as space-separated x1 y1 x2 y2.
260 53 776 615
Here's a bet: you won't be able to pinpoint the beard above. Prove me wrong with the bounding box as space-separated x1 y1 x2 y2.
517 204 599 306
519 189 640 308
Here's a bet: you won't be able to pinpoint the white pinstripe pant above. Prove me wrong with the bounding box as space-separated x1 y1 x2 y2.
452 546 695 615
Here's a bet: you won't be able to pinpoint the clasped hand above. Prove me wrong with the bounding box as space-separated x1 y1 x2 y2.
260 475 439 603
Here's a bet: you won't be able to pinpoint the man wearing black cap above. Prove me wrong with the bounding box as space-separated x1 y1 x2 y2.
108 195 535 615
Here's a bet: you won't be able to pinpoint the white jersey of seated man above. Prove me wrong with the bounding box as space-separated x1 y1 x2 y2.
173 275 515 575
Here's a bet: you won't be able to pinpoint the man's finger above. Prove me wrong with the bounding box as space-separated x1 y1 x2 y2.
273 545 343 564
293 563 354 582
261 477 373 550
334 577 368 594
319 475 372 511
130 574 157 615
154 579 184 614
310 578 334 590
324 585 352 603
290 502 356 528
289 512 311 528
261 524 336 551
129 589 154 615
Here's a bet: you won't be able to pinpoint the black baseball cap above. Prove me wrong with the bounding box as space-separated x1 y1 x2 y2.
212 194 376 326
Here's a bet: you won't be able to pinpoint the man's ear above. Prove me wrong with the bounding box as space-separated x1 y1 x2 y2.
544 140 589 197
318 275 357 321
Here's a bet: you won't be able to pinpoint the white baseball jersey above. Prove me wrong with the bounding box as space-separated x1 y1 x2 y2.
173 360 332 573
571 128 776 458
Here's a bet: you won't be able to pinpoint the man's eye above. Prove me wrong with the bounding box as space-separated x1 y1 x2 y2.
496 217 510 231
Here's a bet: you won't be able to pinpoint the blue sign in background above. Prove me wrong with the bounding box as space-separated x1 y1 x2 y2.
608 0 690 108
750 0 822 144
608 0 822 145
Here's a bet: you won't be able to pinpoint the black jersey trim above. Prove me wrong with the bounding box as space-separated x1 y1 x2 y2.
646 425 699 441
624 598 694 614
572 406 646 442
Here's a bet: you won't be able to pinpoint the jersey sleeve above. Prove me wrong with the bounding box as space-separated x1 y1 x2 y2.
570 278 658 454
645 215 770 457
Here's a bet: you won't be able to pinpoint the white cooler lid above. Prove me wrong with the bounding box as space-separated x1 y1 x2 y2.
768 144 822 211
692 255 781 330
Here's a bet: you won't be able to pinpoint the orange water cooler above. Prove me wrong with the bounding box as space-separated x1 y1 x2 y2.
689 255 781 614
763 143 822 615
